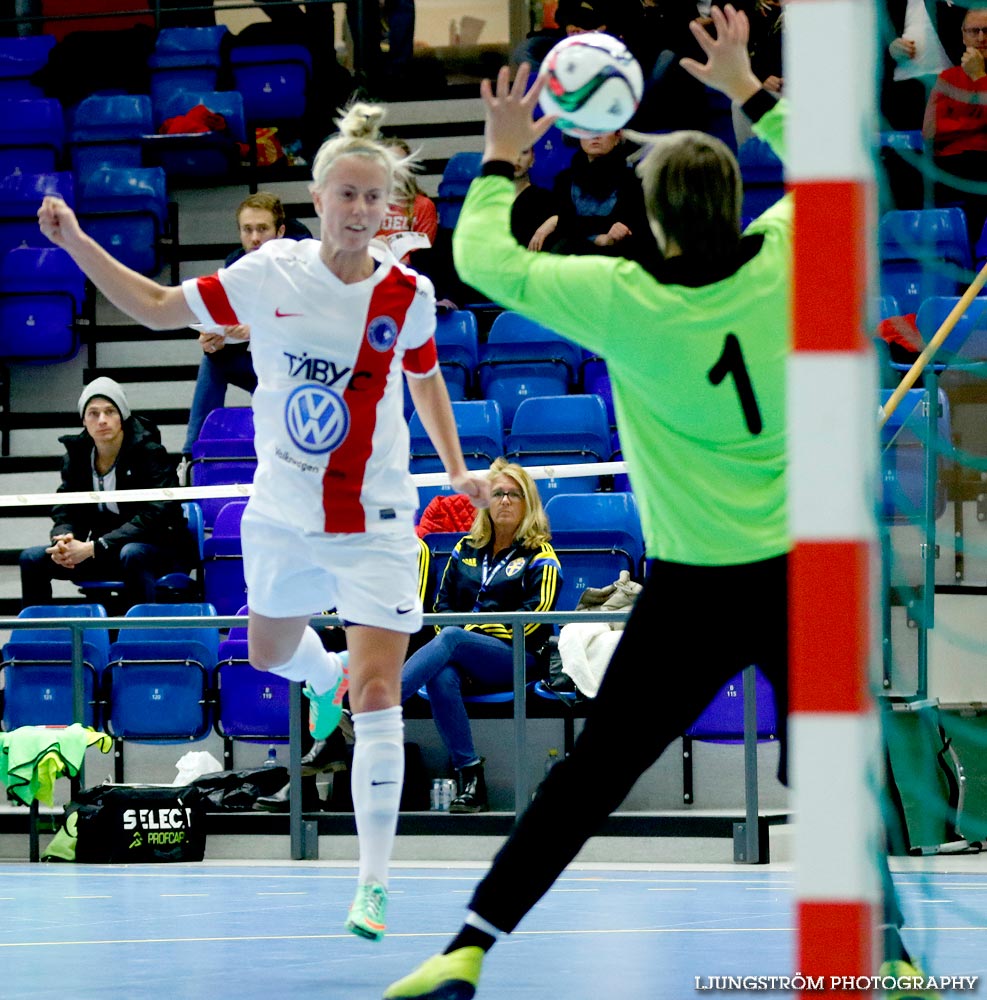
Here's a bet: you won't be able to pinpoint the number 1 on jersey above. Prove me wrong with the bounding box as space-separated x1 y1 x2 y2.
707 333 763 435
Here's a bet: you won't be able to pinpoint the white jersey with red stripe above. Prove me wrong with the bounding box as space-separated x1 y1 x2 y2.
182 238 439 534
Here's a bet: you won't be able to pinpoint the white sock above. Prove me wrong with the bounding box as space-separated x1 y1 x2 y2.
269 626 344 694
466 911 503 939
351 705 404 888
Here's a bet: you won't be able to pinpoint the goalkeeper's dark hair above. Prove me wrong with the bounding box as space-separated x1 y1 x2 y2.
627 128 743 262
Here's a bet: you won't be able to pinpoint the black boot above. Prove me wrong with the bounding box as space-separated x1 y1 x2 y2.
449 759 488 814
300 730 349 775
254 779 323 812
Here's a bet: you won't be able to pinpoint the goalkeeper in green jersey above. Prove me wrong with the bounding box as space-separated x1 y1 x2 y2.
385 7 921 998
384 12 788 997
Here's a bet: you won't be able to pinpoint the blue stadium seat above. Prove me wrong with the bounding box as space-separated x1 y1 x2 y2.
0 246 85 362
880 130 923 152
0 171 73 259
215 636 289 741
190 407 256 476
203 499 248 616
450 398 504 461
581 355 614 425
409 399 503 467
68 94 153 175
974 217 987 270
409 399 504 511
479 312 582 427
505 394 611 503
915 295 987 364
191 448 256 528
0 604 109 729
215 605 289 745
104 602 218 742
737 135 784 219
682 666 778 804
145 89 247 179
484 309 581 361
423 531 465 585
149 26 228 112
609 428 631 493
543 492 645 611
76 165 168 276
437 152 482 229
879 208 971 315
416 684 514 710
880 387 951 524
545 491 644 553
434 308 479 400
0 35 55 99
877 295 901 321
230 44 311 124
155 502 206 602
880 207 971 265
195 406 254 442
0 98 64 176
879 131 926 214
530 679 584 755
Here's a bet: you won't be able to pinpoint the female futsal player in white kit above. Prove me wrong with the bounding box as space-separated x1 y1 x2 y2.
37 102 490 943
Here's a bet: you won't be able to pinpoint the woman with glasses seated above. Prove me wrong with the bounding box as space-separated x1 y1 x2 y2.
401 458 562 812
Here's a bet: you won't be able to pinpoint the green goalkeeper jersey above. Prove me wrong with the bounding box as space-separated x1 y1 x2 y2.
453 100 789 567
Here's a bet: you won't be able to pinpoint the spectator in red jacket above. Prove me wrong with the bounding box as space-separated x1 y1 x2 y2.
415 493 477 539
924 6 987 241
376 139 439 263
877 313 923 365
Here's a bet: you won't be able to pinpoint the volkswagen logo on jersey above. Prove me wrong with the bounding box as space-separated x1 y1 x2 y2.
366 315 399 352
285 383 350 454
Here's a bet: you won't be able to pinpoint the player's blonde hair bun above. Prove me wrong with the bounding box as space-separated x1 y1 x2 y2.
335 101 387 141
311 101 417 198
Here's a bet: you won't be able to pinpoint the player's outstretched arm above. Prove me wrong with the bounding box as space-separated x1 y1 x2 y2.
480 63 556 167
38 195 195 331
407 371 491 509
680 5 762 105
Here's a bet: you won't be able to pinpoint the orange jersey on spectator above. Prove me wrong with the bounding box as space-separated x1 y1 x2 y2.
377 192 439 260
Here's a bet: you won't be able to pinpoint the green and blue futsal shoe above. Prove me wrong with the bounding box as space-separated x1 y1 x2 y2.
382 947 485 999
879 959 942 1000
304 651 349 740
346 881 388 941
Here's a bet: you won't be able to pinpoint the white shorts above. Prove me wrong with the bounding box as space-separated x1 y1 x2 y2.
240 506 424 633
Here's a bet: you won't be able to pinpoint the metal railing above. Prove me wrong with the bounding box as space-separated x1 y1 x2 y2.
0 606 770 863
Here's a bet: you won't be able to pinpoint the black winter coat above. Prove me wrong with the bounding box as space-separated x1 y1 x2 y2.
547 146 654 263
50 414 192 565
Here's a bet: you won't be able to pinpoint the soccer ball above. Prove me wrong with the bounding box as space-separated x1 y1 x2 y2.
537 32 644 138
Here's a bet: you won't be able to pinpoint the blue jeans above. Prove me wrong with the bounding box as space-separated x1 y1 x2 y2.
182 343 257 453
400 627 534 770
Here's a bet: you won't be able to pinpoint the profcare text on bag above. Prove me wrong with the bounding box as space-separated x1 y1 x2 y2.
45 783 206 863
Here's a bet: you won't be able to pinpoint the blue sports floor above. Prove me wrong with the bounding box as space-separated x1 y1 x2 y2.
0 861 984 999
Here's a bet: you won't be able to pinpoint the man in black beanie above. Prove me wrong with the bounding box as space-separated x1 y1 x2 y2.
19 377 192 611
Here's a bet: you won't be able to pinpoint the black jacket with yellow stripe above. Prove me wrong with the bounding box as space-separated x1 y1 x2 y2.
434 536 562 652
